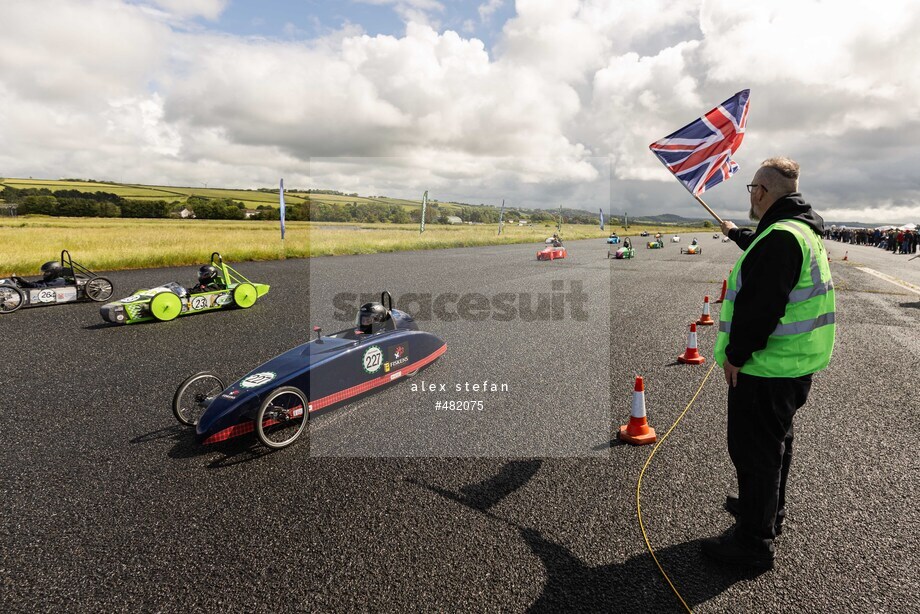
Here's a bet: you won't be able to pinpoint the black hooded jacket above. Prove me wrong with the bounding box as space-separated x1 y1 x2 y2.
724 193 826 368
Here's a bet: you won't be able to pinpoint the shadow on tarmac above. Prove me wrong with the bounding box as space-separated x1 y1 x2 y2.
131 422 280 468
410 460 762 613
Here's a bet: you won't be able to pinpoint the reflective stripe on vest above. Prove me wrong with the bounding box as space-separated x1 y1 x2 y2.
723 222 834 304
719 312 835 336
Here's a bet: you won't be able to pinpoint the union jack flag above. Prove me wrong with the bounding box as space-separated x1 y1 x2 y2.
649 89 750 196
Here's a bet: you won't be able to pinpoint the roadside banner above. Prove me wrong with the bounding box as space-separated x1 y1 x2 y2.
279 178 286 241
420 190 428 233
498 199 505 235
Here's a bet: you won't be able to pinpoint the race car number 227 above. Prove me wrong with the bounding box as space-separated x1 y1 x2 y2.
362 346 383 374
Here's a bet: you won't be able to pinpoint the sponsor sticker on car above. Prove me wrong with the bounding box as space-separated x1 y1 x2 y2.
240 371 277 388
384 343 410 372
215 293 233 306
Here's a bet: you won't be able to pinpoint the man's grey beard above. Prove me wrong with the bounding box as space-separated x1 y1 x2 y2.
748 205 760 221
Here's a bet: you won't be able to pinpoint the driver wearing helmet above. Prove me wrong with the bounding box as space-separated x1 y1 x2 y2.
691 237 699 246
189 265 226 293
551 233 563 247
354 302 391 335
12 261 68 288
623 238 632 249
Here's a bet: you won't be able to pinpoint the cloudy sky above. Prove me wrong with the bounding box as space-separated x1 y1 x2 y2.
1 0 918 223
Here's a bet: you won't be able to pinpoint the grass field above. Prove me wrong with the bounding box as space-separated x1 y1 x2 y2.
0 216 717 276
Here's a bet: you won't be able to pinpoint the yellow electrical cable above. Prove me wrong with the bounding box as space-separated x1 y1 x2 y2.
635 361 717 614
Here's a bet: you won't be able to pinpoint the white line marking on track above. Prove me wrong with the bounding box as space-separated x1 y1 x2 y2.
855 267 920 295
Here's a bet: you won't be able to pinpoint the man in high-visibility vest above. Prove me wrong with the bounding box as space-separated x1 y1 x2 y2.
703 157 835 570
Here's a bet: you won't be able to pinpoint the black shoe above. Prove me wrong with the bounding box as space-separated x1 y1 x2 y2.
724 495 783 536
701 533 775 570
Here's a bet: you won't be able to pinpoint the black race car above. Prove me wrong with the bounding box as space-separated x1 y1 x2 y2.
0 250 113 314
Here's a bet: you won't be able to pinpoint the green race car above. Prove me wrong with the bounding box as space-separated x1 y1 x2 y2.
100 253 268 324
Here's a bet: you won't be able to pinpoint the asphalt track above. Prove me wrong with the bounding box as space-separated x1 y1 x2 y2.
2 234 918 612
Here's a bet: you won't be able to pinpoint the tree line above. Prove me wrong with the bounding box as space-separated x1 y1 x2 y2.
2 185 605 225
3 187 175 218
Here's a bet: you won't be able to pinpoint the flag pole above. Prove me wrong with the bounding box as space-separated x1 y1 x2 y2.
651 155 725 225
692 194 724 225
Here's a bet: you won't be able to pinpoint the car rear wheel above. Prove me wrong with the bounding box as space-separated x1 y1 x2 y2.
233 283 258 309
256 386 308 449
150 291 182 321
173 371 225 426
0 284 25 314
85 277 114 302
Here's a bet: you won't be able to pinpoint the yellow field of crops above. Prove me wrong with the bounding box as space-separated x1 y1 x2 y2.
0 216 713 276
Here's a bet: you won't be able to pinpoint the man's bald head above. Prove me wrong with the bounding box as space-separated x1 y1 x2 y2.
755 157 800 199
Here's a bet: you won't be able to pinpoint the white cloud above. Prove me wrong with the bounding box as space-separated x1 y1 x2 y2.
0 0 918 221
354 0 445 29
478 0 503 22
147 0 228 20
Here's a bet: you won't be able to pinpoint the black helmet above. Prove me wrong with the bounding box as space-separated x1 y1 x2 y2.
198 265 219 284
41 261 63 281
355 302 389 334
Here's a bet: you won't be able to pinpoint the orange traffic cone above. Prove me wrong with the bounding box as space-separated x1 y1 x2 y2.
618 376 656 445
843 251 848 261
697 295 715 326
678 323 706 364
715 278 727 303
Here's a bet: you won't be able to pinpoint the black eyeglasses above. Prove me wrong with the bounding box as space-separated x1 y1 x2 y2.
746 184 768 194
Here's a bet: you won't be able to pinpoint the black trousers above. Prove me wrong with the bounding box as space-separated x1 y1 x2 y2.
727 372 812 552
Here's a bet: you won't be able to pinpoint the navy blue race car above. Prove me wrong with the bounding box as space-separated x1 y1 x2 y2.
172 291 447 449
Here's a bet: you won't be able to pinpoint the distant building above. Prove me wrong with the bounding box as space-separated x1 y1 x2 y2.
178 208 194 218
445 215 463 225
244 209 259 219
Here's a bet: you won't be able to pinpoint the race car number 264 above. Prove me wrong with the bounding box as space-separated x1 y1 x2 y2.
362 346 383 374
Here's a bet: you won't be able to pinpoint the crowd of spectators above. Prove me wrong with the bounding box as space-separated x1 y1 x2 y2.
825 226 919 255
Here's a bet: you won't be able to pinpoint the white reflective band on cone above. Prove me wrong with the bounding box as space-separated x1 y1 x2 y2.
631 390 646 419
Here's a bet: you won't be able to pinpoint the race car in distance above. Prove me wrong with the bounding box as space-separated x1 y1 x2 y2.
100 252 268 324
680 244 703 255
640 231 649 237
722 236 731 243
606 233 621 244
671 235 681 243
713 234 720 239
173 291 447 449
538 245 567 260
646 239 664 249
0 250 113 314
609 243 636 259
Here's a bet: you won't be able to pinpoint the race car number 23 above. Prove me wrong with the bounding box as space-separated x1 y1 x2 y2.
362 346 383 374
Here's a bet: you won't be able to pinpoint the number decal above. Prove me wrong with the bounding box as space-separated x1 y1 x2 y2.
362 346 383 374
240 371 277 388
190 296 209 310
